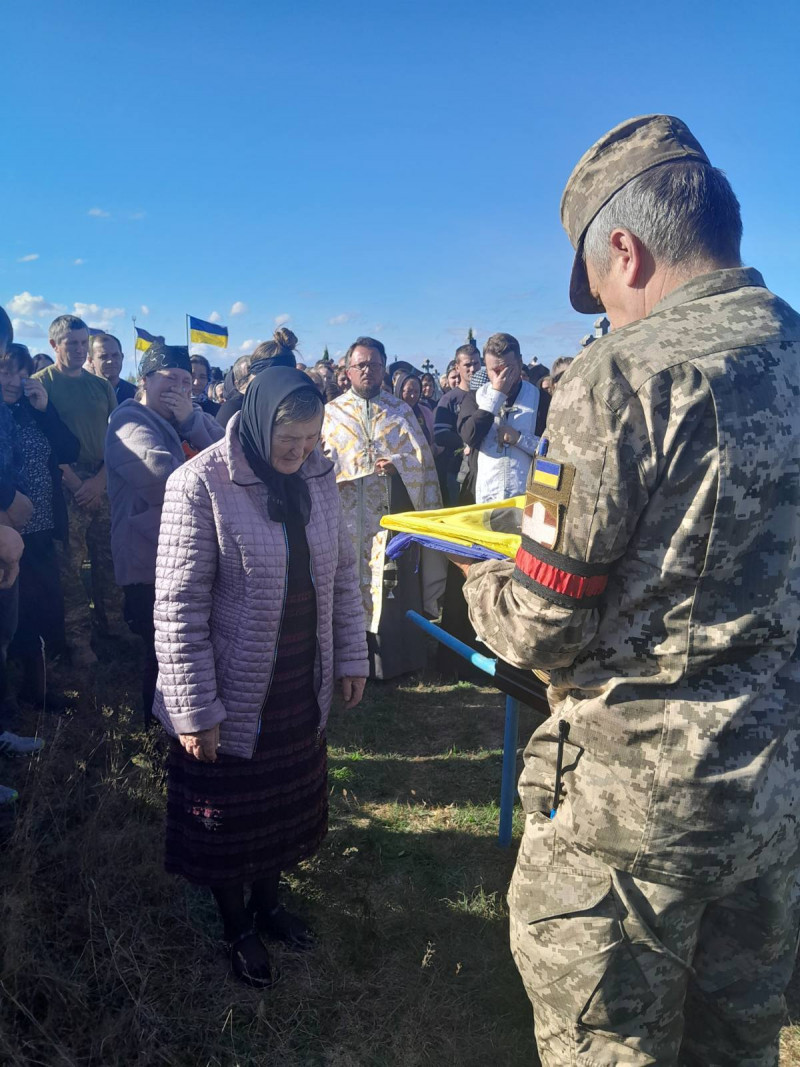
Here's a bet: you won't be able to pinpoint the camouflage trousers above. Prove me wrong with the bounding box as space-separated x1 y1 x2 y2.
509 814 800 1066
58 493 123 657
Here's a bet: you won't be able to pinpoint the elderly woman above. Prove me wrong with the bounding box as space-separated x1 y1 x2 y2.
152 367 368 988
419 372 438 411
105 343 223 723
392 369 438 453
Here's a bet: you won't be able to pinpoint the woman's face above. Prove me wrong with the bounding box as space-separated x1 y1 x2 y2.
421 376 434 398
0 359 27 404
447 368 459 389
271 414 324 475
143 367 192 419
214 382 225 403
401 377 421 407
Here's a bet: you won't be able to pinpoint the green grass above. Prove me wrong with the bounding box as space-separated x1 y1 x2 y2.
3 640 800 1066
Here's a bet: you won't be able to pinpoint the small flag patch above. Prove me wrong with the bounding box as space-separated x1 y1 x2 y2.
532 458 562 489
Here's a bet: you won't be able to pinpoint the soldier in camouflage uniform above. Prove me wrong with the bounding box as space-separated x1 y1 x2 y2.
460 115 800 1065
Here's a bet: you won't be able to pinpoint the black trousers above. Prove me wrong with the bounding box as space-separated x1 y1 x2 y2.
0 579 19 729
123 583 157 726
15 532 66 659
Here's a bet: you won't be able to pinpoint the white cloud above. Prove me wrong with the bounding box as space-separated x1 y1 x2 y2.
328 311 357 326
73 302 125 333
208 310 222 323
274 313 291 327
17 253 39 263
74 258 85 266
140 305 150 316
239 339 262 352
230 301 247 316
6 291 65 317
87 207 110 218
129 211 146 220
11 318 46 339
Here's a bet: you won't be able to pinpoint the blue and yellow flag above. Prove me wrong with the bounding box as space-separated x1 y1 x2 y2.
135 327 159 353
189 316 228 349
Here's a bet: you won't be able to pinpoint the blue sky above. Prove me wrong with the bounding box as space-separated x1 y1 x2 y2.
3 0 799 377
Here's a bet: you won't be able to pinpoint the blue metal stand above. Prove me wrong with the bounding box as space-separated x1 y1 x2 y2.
405 610 525 847
498 696 520 848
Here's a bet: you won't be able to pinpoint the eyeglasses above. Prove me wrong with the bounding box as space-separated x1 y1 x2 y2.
349 362 383 373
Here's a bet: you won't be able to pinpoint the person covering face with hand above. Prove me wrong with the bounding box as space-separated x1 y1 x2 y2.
457 333 546 505
104 343 223 723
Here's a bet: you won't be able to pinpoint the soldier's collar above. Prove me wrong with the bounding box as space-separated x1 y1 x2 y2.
651 267 766 317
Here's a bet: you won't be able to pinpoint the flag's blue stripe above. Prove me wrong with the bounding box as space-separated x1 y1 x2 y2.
136 327 157 342
536 459 561 477
188 316 228 337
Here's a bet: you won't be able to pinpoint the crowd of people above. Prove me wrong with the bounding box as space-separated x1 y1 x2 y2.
2 109 800 1065
0 304 563 984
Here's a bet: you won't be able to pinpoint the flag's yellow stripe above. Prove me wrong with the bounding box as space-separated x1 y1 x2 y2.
190 329 228 348
533 469 560 489
135 337 153 352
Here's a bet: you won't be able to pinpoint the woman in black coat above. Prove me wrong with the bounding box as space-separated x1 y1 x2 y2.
0 344 79 708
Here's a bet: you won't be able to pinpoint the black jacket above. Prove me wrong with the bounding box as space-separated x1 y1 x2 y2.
10 399 80 542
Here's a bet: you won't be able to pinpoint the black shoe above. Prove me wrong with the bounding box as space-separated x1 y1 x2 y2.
252 905 315 950
227 930 275 989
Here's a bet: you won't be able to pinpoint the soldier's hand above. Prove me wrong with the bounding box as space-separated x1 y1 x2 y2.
447 553 472 578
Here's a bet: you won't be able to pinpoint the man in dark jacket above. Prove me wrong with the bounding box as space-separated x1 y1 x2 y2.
433 342 481 506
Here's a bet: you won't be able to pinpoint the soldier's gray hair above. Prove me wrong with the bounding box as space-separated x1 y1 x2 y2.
583 161 742 276
49 314 89 343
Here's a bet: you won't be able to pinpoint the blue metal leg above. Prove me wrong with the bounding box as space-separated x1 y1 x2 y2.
498 696 520 847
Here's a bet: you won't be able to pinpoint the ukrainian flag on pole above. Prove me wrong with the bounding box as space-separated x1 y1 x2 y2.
189 316 228 349
135 327 159 352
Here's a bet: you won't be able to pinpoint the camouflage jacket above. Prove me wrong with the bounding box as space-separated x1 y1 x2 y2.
464 268 800 888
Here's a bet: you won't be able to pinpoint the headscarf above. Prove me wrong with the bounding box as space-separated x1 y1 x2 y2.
237 367 322 526
139 342 192 377
393 370 429 443
249 350 296 377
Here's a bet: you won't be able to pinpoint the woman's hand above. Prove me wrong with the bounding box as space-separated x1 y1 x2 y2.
22 377 49 411
341 677 366 710
161 388 194 426
178 723 220 762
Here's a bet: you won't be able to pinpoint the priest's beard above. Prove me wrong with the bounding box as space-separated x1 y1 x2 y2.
351 382 383 400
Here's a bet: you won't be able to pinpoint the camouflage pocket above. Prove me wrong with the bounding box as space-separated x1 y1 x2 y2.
510 843 656 1028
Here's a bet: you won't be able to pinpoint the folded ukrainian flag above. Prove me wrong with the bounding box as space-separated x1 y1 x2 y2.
381 496 524 562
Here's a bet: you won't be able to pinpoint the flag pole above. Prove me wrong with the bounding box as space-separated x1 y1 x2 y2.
131 315 138 377
186 314 190 353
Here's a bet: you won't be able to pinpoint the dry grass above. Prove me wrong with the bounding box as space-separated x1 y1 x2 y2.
0 643 542 1066
2 641 800 1065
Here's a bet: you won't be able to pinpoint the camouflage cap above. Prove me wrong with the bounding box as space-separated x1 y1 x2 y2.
560 114 711 314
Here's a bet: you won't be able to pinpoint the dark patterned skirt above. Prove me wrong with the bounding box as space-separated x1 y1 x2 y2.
165 521 328 887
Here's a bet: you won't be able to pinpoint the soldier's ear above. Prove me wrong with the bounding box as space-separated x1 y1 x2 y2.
609 228 648 289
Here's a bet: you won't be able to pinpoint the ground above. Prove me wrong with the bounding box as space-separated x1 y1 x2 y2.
1 638 799 1065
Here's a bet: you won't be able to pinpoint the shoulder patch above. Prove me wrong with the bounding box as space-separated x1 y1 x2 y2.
523 457 575 553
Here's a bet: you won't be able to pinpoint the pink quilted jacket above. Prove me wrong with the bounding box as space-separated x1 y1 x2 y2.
151 413 369 758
